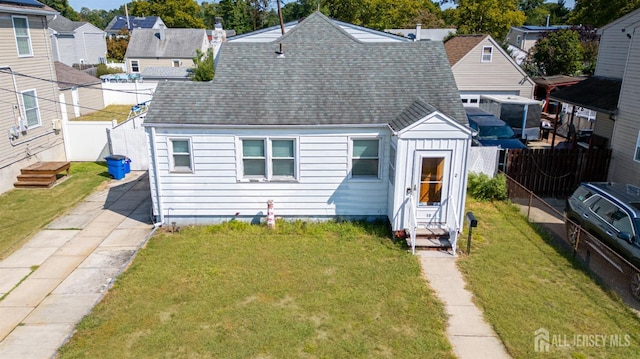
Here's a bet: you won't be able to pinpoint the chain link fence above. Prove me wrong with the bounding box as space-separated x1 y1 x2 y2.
505 174 640 311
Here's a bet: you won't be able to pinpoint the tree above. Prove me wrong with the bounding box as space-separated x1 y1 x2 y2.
107 29 130 62
523 1 570 26
450 0 525 40
190 48 214 81
323 0 443 30
39 0 78 20
530 29 583 76
129 0 206 28
570 0 640 27
78 7 122 29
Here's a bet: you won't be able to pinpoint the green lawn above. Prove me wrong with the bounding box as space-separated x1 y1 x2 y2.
459 198 640 358
59 221 454 358
72 105 133 123
0 162 110 259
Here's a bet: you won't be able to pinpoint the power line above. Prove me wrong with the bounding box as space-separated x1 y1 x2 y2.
0 68 155 96
0 87 133 117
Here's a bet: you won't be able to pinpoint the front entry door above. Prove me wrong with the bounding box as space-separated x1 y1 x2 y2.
413 151 451 225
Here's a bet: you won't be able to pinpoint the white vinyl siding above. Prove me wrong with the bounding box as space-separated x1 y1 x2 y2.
350 138 380 179
481 46 492 62
169 138 193 172
12 16 32 56
21 89 40 128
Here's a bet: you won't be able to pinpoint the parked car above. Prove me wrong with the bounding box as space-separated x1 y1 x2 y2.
565 182 640 300
465 108 526 149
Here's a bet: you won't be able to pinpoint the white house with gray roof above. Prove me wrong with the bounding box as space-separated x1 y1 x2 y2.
124 27 209 75
144 13 473 247
48 15 107 67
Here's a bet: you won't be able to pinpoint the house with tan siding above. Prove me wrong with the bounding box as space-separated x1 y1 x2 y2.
0 1 67 194
124 27 209 76
444 35 535 107
549 8 640 185
54 62 104 119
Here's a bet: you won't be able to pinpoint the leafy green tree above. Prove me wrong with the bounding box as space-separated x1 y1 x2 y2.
524 1 570 26
106 29 130 62
78 7 122 29
39 0 78 20
570 0 640 27
96 63 124 77
190 48 214 81
323 0 443 30
129 0 206 28
451 0 525 40
218 0 253 34
531 29 583 76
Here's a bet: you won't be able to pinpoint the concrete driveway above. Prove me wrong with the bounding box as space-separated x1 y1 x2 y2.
0 171 155 358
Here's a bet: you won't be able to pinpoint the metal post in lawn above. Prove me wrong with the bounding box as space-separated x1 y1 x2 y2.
465 212 478 254
267 200 275 229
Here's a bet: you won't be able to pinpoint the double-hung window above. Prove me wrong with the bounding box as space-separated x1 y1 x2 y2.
169 138 193 172
130 60 140 73
481 46 493 62
12 16 32 56
21 89 40 128
351 138 380 179
241 138 296 180
388 145 396 185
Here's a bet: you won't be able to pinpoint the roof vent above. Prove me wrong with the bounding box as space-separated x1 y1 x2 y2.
275 43 285 58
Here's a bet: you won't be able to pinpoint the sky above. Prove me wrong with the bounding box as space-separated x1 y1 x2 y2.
68 0 574 12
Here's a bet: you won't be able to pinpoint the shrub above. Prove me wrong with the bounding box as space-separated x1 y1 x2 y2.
96 63 124 78
467 172 507 201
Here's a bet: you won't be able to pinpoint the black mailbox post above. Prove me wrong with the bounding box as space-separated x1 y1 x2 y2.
465 211 478 254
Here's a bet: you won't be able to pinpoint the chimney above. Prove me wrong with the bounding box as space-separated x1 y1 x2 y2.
415 23 422 41
211 17 225 59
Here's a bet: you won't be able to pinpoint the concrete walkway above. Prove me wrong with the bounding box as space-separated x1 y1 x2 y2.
418 251 511 359
0 171 154 359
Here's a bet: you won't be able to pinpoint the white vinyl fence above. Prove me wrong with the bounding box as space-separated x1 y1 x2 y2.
107 115 149 171
62 119 115 161
468 146 499 177
102 82 157 106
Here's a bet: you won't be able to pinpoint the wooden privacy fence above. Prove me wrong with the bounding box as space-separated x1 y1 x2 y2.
504 148 612 198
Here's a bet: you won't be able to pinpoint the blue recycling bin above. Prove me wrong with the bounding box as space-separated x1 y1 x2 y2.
105 155 126 180
124 158 131 174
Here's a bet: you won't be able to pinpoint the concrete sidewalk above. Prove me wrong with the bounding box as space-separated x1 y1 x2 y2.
0 171 154 359
418 251 511 359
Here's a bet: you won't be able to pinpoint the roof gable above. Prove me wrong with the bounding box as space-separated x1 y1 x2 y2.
444 35 487 66
599 8 640 32
146 12 467 128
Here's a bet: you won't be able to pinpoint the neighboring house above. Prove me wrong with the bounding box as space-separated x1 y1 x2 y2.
48 14 107 67
550 8 640 185
444 34 535 106
385 25 457 41
0 0 66 194
144 12 473 244
505 25 571 52
104 15 165 37
124 27 209 75
54 62 105 119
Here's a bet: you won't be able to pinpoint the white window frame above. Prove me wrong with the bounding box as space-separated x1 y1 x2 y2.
172 59 181 67
481 46 493 63
238 137 299 182
168 137 194 173
634 131 640 163
130 59 140 73
516 35 521 47
12 16 33 57
21 89 41 129
349 137 382 181
388 144 396 186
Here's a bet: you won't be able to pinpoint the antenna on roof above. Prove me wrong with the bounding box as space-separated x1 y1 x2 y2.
125 3 131 31
276 0 285 35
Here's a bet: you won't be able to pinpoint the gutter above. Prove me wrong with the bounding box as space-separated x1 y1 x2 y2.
0 6 57 16
142 123 392 129
0 66 23 128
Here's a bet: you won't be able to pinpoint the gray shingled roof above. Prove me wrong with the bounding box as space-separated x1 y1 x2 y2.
145 12 466 130
125 28 206 58
141 66 192 81
54 61 100 90
48 15 85 33
549 76 621 114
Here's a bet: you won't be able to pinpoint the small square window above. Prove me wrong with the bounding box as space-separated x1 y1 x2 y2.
170 139 193 172
172 60 181 67
482 46 493 62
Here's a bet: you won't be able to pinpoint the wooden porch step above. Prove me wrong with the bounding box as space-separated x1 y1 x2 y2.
13 181 55 188
16 173 56 183
20 161 70 175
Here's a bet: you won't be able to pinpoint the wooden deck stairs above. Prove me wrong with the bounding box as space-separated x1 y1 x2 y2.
405 227 452 250
14 161 71 188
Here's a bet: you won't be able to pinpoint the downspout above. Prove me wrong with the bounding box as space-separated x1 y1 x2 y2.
0 66 23 127
150 127 165 226
43 16 61 121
